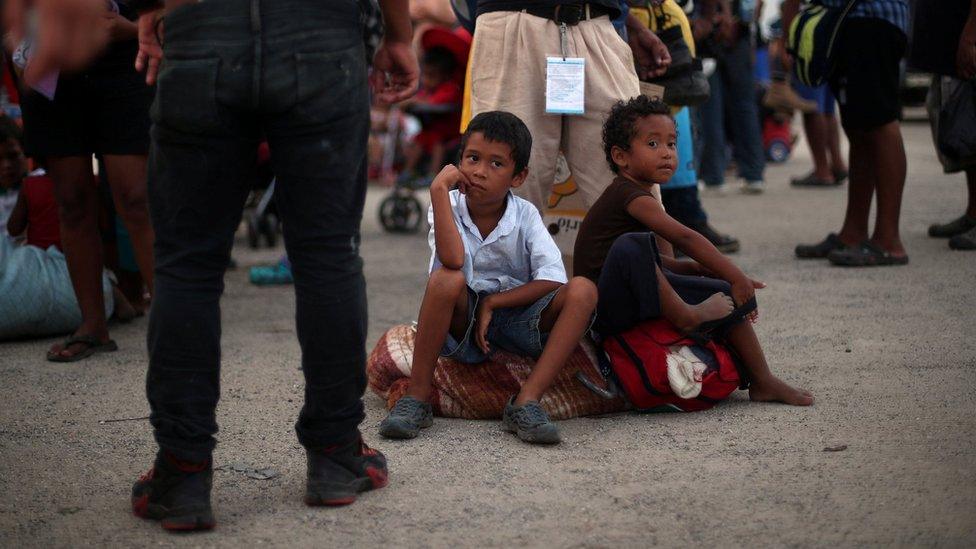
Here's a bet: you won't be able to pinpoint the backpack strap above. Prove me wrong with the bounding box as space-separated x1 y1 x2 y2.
613 334 663 396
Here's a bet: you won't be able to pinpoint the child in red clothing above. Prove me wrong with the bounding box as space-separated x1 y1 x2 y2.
6 170 61 249
0 115 58 248
397 46 462 184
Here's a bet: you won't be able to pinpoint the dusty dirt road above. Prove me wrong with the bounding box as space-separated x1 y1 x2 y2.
1 121 974 547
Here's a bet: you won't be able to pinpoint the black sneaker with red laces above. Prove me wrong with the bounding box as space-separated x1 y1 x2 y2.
305 436 388 506
131 452 214 532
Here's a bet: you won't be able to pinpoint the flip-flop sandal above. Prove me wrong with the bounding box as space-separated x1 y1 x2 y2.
795 233 846 259
828 241 909 267
47 335 119 363
791 172 840 187
687 296 758 344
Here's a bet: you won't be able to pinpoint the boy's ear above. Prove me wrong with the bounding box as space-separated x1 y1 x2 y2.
610 145 629 170
510 167 528 189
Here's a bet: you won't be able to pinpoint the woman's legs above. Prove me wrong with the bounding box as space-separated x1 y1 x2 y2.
103 154 155 297
47 156 111 358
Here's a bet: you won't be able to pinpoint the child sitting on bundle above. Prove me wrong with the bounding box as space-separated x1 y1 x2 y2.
574 96 813 407
380 111 598 444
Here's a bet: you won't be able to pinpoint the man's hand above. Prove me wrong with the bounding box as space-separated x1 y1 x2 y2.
626 21 671 79
134 8 164 85
370 40 419 104
957 28 976 80
474 296 495 354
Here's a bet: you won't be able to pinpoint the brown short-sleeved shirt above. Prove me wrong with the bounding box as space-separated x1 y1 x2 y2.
573 177 655 282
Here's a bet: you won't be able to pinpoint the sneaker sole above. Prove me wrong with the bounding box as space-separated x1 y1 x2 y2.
305 465 389 507
132 495 215 532
378 417 432 439
502 421 561 445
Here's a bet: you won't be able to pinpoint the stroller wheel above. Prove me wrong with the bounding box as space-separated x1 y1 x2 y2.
379 193 423 233
767 139 791 163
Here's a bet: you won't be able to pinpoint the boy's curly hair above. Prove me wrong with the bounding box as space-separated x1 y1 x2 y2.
461 111 532 174
602 96 673 173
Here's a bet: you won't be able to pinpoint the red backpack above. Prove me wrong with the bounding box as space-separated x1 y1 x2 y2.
601 319 747 412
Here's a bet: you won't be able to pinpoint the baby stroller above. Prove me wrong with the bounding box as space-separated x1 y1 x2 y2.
378 25 471 233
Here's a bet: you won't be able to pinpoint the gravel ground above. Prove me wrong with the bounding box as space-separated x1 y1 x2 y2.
1 121 974 547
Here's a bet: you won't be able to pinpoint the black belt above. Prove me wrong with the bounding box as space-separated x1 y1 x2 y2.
524 3 613 25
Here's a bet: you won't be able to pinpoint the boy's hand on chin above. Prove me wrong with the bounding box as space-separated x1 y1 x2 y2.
431 164 475 194
475 298 494 354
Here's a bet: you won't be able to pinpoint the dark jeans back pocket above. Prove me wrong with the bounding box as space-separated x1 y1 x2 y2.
294 45 366 121
151 58 223 134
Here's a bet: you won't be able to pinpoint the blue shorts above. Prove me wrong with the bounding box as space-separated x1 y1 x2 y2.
792 81 836 116
441 287 559 364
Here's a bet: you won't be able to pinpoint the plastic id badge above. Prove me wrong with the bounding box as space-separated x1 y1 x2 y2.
545 57 585 115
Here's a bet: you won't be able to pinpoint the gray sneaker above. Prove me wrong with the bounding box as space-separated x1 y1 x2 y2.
502 397 561 445
378 395 433 439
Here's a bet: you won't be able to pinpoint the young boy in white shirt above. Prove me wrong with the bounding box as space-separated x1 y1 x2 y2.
379 111 598 444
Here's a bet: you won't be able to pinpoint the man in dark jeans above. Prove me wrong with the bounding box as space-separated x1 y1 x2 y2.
127 0 417 531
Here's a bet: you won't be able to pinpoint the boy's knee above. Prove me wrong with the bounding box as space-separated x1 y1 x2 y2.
427 267 466 296
565 277 598 309
607 232 654 262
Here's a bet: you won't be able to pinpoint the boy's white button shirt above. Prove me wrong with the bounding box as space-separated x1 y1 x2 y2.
428 189 567 294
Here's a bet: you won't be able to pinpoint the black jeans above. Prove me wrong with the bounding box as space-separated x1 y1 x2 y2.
146 0 369 462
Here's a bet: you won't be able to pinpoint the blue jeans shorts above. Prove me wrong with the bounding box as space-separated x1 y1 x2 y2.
441 287 560 364
792 81 836 116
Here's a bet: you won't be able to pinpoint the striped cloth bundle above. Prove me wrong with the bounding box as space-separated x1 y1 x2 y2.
367 324 629 419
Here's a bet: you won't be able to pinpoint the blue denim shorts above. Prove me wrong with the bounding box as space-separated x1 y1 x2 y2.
440 287 560 364
792 81 836 116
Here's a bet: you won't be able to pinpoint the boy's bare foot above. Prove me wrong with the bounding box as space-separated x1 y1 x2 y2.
674 292 734 334
749 375 814 406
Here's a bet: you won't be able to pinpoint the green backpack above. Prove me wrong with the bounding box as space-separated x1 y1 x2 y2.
787 0 862 87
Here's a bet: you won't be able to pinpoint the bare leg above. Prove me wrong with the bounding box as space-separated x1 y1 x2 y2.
725 321 814 406
103 154 155 295
46 156 111 359
516 277 598 404
837 129 875 247
866 121 907 256
802 112 834 181
654 263 733 333
826 114 847 173
405 268 470 402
